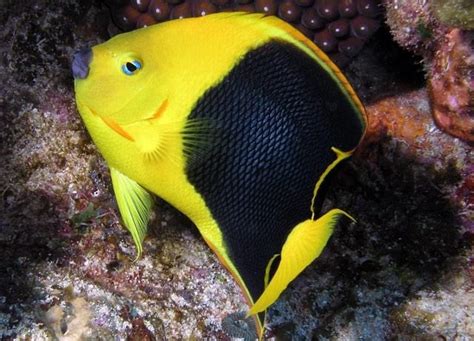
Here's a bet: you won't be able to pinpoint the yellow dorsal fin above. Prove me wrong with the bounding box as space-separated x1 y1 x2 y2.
247 209 355 316
212 11 265 21
110 167 154 260
310 147 352 220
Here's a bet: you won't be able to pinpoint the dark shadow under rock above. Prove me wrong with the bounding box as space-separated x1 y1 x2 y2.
344 23 426 105
266 137 467 340
0 190 70 338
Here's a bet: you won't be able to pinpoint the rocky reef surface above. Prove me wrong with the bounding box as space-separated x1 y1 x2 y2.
0 0 472 340
384 0 474 142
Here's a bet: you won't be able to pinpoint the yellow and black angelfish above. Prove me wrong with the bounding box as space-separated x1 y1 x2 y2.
72 12 367 336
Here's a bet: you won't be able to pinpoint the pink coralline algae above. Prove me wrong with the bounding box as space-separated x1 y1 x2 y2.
428 29 474 142
384 0 474 142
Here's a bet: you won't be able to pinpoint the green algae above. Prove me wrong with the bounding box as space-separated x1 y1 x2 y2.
71 203 99 229
432 0 474 29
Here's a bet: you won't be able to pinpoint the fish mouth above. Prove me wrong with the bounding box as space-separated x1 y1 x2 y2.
100 115 135 141
83 104 135 142
82 99 169 142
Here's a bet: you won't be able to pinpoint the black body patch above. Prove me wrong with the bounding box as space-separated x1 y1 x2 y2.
185 40 364 303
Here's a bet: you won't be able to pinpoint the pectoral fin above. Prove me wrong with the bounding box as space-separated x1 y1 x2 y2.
110 167 154 260
248 209 354 316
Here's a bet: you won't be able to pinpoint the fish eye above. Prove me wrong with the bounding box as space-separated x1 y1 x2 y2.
122 60 142 75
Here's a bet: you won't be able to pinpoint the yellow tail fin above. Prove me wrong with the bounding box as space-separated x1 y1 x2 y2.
248 209 354 316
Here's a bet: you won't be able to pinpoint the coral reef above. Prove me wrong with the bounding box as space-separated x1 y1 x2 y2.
384 0 474 142
0 0 472 340
429 29 474 142
105 0 384 66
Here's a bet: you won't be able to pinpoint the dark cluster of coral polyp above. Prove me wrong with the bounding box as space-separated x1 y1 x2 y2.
105 0 382 66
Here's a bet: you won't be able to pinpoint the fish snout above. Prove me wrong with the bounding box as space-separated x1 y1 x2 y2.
72 48 92 79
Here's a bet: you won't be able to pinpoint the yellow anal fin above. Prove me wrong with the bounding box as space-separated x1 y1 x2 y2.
264 253 280 289
110 167 154 260
248 209 354 316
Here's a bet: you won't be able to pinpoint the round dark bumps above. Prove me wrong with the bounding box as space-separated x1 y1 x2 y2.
255 0 277 15
112 5 141 30
294 0 314 8
316 0 339 20
301 8 325 30
211 0 230 6
338 0 357 18
170 1 192 19
350 15 379 39
294 23 314 39
149 0 170 21
357 0 381 18
313 30 337 53
193 0 218 16
130 0 150 11
338 36 364 57
234 3 255 12
328 18 349 37
329 52 350 68
278 0 302 23
137 13 157 27
105 0 383 67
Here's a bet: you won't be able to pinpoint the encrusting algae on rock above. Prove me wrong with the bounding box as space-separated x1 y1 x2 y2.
432 0 474 30
383 0 474 142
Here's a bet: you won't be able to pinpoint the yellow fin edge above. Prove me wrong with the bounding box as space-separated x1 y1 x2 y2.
202 237 265 338
247 209 354 316
260 14 368 132
311 147 352 220
264 254 280 289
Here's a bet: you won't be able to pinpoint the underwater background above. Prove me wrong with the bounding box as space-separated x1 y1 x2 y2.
0 0 473 339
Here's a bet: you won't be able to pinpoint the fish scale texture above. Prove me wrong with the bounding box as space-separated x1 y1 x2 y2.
186 40 364 302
